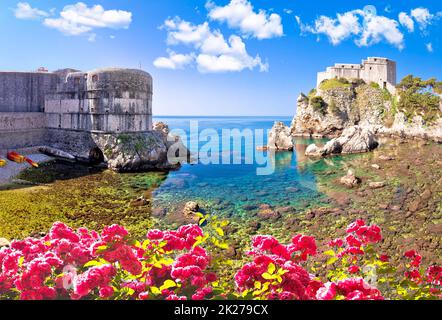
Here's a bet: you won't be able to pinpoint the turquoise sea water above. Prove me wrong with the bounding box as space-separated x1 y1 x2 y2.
151 116 330 217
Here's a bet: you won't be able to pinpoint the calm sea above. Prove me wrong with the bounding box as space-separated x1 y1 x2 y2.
151 116 329 216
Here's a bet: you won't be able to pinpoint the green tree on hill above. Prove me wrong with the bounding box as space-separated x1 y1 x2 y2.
396 75 442 123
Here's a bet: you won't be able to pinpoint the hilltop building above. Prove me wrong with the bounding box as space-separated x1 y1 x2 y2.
317 57 397 93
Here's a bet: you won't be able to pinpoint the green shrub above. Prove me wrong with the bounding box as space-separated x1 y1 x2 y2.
310 96 327 115
328 99 339 115
396 75 442 123
319 78 351 90
308 88 317 98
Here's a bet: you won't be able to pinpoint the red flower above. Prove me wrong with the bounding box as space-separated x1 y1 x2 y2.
346 220 366 233
426 265 442 286
348 266 360 274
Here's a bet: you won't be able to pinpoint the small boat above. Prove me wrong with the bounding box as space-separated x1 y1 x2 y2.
7 152 39 168
0 159 6 167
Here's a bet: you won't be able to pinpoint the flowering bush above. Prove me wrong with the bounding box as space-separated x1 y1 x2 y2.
0 220 440 300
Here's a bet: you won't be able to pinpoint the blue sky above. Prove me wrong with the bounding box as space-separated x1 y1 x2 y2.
0 0 441 116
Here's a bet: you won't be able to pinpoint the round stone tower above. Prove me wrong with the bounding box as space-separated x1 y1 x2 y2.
85 68 153 117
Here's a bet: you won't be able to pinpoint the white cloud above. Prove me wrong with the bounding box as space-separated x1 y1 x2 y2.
411 7 434 30
297 8 404 49
163 17 211 46
156 17 267 73
14 2 49 20
284 9 293 15
43 2 132 36
303 11 361 45
357 13 404 49
426 43 433 52
399 12 414 32
197 35 268 73
153 51 194 70
206 0 283 39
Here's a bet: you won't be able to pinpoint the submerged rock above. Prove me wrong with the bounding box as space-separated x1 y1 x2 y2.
258 204 281 220
369 181 386 189
339 169 361 188
182 201 201 221
267 122 294 151
130 196 150 207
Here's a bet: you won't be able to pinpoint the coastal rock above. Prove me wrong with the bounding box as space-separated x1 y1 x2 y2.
153 121 170 135
305 144 321 156
324 126 378 155
183 201 200 220
267 122 294 151
0 238 10 248
291 82 442 143
378 112 442 143
305 126 378 157
339 169 361 188
151 208 167 218
39 146 76 160
130 196 149 207
369 181 386 189
93 130 186 172
258 204 281 220
371 164 381 170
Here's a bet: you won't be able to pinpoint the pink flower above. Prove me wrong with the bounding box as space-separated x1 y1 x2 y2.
346 220 366 233
49 222 80 242
348 266 360 274
147 229 164 240
101 225 128 243
316 282 337 300
138 292 150 300
426 265 442 286
99 286 114 299
289 235 317 261
345 235 362 248
328 238 344 248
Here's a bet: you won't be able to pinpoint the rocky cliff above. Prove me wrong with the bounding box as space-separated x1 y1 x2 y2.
291 81 442 143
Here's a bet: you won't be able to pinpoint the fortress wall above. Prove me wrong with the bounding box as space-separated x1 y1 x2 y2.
45 113 152 132
0 72 58 112
0 112 46 149
45 128 98 159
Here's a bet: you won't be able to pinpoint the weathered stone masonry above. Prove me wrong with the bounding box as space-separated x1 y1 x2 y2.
0 67 162 167
317 57 397 93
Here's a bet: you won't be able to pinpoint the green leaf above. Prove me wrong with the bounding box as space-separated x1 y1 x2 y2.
84 260 105 268
160 280 177 291
150 287 161 295
215 227 224 237
268 263 276 275
324 250 336 256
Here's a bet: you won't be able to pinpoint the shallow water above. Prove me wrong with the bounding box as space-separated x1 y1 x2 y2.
151 116 330 216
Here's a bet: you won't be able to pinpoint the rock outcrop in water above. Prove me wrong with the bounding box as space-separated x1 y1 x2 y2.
95 122 188 172
267 122 294 150
306 126 379 157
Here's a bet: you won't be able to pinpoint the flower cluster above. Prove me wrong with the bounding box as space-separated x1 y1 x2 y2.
0 220 440 300
316 278 383 300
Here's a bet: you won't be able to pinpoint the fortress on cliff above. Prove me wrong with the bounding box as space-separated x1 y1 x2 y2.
0 67 154 164
317 57 397 93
